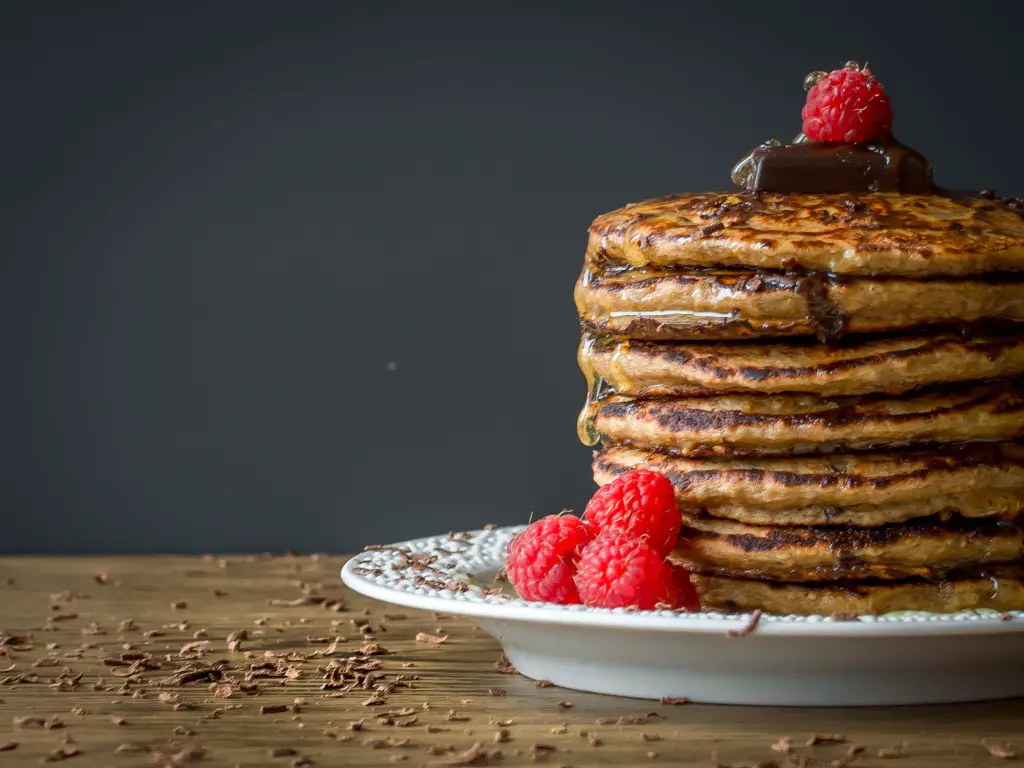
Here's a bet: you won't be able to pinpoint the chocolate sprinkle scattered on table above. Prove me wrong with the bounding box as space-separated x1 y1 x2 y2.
727 610 763 638
982 740 1018 759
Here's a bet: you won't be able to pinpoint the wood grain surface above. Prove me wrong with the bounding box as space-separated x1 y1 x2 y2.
0 555 1020 767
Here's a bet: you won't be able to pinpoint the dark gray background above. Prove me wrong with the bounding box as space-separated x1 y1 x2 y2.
5 1 1023 554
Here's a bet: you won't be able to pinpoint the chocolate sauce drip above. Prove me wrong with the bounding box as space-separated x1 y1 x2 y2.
792 272 850 343
732 133 934 195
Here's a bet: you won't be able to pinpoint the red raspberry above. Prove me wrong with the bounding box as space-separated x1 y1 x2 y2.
574 533 675 610
671 564 701 612
801 64 893 144
505 514 595 604
584 469 680 558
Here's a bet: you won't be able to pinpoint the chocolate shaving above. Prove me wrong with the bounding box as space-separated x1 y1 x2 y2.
595 715 649 726
41 745 80 761
115 743 150 754
377 707 416 718
557 700 572 709
531 743 557 761
829 613 860 622
493 653 517 675
415 632 449 645
178 641 210 657
588 733 603 747
877 742 908 759
533 680 553 688
494 728 510 743
13 715 46 727
369 736 409 748
270 748 298 757
440 741 490 765
446 710 471 722
268 597 320 608
659 696 688 705
152 745 206 766
0 741 17 751
807 734 847 746
727 610 762 638
982 740 1017 759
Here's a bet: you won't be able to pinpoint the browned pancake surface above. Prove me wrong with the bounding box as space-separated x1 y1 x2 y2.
588 191 1024 277
673 516 1024 582
689 567 1024 615
593 382 1024 455
575 261 1024 340
594 443 1024 514
581 331 1024 397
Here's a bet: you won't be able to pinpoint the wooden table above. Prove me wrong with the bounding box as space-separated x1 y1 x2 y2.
0 556 1019 767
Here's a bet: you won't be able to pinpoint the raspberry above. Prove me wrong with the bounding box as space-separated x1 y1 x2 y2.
671 564 701 612
801 64 893 144
584 469 681 558
574 533 675 610
505 514 595 604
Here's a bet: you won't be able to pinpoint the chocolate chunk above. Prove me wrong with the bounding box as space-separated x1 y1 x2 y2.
733 134 933 194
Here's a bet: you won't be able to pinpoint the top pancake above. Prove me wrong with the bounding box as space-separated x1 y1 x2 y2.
588 192 1024 277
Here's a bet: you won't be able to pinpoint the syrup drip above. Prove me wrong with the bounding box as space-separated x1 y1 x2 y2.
576 331 610 446
608 309 735 320
579 263 594 288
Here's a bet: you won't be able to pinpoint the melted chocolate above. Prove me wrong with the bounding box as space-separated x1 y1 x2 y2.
732 133 933 194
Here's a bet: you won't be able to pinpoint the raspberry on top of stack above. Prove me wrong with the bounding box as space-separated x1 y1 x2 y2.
567 62 1024 616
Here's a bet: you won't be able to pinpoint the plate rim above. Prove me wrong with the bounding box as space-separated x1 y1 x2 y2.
341 525 1024 638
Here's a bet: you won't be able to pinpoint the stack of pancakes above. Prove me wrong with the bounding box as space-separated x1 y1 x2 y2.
575 191 1024 614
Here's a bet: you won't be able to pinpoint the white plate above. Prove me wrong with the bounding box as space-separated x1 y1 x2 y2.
341 525 1024 706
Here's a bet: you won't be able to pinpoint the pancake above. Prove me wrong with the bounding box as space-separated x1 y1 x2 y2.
575 261 1024 341
587 191 1024 277
666 490 1021 527
594 443 1024 518
593 382 1024 456
687 567 1024 615
580 331 1024 397
673 516 1024 582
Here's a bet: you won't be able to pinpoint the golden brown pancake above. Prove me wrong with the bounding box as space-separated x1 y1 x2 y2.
587 191 1024 277
673 516 1024 582
575 260 1024 341
593 382 1024 456
580 331 1024 397
670 490 1020 527
594 443 1024 519
688 567 1024 615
